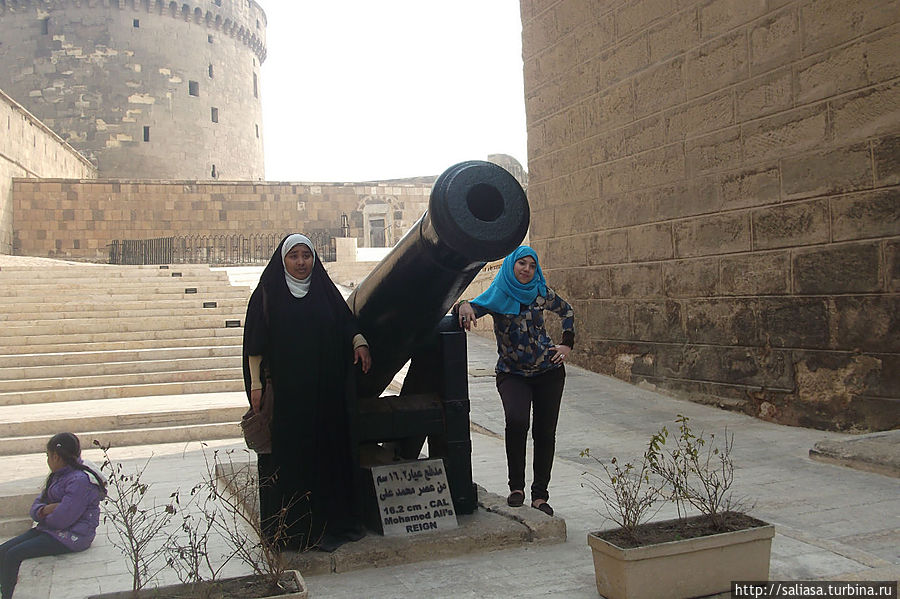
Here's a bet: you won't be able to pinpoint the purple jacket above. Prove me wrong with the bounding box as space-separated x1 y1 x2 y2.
30 462 105 551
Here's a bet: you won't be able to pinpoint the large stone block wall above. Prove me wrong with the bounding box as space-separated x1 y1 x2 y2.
12 178 431 260
520 0 899 431
0 0 266 180
0 88 96 254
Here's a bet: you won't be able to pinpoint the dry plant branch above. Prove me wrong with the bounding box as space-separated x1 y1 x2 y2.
580 447 664 543
583 415 752 542
648 415 746 530
164 488 227 591
95 441 178 593
96 442 316 597
202 448 315 594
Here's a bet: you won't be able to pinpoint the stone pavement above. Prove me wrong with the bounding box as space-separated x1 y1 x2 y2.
1 335 897 598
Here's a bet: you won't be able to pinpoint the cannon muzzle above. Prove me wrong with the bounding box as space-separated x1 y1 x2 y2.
348 160 529 398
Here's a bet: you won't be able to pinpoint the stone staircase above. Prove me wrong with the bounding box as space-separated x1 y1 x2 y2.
0 257 391 537
0 260 255 456
0 258 262 535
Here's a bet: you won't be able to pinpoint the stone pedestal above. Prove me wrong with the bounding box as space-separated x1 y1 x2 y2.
335 237 358 262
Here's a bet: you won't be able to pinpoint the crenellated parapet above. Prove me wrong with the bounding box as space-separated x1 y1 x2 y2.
0 0 267 62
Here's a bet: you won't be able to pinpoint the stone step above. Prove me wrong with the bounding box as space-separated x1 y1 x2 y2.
0 366 240 393
0 493 35 518
0 491 34 537
0 345 241 368
0 362 400 404
0 454 59 535
0 267 234 276
0 393 246 452
0 416 247 452
0 355 242 382
0 303 244 322
1 329 242 350
0 265 231 278
0 297 248 316
0 314 244 337
0 282 245 297
0 423 244 456
0 275 238 289
0 515 32 538
0 334 242 354
212 266 263 289
0 378 242 406
0 289 251 306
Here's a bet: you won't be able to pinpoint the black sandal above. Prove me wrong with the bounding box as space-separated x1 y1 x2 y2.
532 500 554 516
506 490 525 507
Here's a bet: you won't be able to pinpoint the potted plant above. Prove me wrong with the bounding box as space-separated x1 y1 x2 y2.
582 415 774 599
89 443 309 599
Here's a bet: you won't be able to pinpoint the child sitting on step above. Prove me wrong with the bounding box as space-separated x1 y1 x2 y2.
0 433 106 599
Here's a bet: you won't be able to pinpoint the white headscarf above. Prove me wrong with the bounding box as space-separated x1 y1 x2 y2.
281 234 316 298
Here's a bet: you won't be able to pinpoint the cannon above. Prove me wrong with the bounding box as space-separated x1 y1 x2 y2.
346 160 529 523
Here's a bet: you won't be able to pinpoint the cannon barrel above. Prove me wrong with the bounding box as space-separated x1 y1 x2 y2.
347 160 529 399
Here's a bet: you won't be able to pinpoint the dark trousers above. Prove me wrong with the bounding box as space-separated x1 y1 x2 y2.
0 528 69 599
496 366 565 502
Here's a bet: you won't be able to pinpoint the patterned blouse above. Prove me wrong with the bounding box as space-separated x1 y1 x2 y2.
468 287 575 377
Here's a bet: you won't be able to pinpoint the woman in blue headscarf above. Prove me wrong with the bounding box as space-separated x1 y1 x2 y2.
454 246 574 516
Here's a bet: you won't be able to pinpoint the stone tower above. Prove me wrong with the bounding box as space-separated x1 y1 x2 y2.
0 0 266 180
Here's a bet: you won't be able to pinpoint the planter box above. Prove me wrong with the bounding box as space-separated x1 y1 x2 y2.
87 569 308 599
587 517 775 599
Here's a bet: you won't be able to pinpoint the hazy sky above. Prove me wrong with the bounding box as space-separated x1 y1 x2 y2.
259 1 527 182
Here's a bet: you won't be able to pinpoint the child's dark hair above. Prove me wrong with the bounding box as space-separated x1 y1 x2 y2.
43 433 106 497
47 432 80 464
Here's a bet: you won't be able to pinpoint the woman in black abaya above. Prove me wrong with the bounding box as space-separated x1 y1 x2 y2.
242 234 371 551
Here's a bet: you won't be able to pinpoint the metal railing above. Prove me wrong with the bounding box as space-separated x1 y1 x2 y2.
108 232 337 265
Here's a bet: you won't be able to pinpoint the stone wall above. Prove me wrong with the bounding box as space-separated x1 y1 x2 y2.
0 0 266 180
520 0 899 431
12 178 431 261
0 88 96 254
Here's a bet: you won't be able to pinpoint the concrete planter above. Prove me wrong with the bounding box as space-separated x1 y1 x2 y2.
87 569 308 599
587 517 775 599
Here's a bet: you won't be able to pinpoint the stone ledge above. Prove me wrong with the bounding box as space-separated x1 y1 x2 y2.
809 430 900 478
216 463 568 577
477 485 568 545
286 484 566 575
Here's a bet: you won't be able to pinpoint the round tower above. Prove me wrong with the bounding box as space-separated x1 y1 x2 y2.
0 0 266 180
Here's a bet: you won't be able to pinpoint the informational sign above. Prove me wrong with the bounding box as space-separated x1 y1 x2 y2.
371 458 459 537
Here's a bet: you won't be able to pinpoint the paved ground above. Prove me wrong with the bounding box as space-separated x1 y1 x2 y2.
2 335 898 598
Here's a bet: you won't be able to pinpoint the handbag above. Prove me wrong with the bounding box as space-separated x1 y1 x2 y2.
241 377 274 454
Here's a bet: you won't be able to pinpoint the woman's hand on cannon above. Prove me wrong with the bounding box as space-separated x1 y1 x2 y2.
550 344 571 365
354 345 372 374
250 388 263 413
458 301 477 331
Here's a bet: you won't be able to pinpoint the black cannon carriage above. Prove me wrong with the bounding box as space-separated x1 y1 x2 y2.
346 160 529 528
